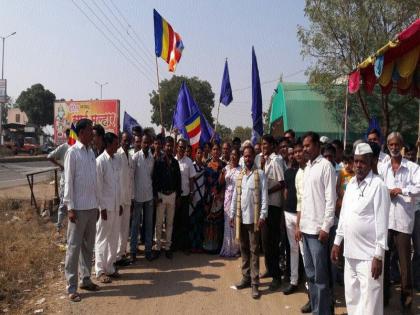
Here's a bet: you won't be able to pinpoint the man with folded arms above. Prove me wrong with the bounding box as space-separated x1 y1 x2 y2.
331 143 390 315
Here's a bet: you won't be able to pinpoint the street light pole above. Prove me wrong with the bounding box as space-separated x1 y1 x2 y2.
94 81 108 100
0 31 16 145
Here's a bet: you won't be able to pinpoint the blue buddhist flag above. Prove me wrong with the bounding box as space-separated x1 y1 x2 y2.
251 46 263 145
219 60 233 106
123 111 140 136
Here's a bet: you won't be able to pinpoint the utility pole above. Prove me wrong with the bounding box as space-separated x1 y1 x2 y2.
0 32 16 145
94 81 108 100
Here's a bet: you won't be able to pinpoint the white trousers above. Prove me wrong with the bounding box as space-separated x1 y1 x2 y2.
95 210 121 276
344 257 383 315
284 211 299 285
155 192 176 250
116 203 131 259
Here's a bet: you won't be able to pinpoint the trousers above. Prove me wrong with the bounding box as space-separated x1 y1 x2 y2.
240 223 260 285
130 200 154 253
261 205 282 280
64 209 97 294
284 211 299 285
155 192 176 250
117 203 131 259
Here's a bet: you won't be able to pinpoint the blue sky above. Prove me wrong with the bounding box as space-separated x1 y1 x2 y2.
0 0 309 130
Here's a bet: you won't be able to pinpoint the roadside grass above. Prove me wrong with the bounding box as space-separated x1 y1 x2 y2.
0 199 63 314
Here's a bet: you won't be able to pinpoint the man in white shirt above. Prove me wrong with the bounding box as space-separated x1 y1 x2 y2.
63 119 99 302
380 132 420 309
95 133 122 283
331 143 390 315
230 146 268 299
115 132 134 266
131 134 155 262
296 131 336 315
48 128 70 232
173 138 196 252
260 134 284 291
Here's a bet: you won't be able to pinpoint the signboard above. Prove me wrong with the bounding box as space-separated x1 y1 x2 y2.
0 79 7 103
54 100 120 144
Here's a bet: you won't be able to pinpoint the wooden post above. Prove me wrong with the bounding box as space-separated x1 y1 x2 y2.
343 81 349 150
155 56 164 127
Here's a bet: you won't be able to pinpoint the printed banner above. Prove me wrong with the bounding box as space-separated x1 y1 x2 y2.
54 100 120 144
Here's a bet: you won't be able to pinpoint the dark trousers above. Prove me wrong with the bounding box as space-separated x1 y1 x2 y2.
384 229 413 304
240 223 260 285
412 211 420 289
261 205 282 280
172 196 191 251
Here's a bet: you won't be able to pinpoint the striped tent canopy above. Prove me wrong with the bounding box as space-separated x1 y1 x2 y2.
348 18 420 97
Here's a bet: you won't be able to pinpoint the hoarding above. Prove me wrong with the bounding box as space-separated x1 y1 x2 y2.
54 100 120 144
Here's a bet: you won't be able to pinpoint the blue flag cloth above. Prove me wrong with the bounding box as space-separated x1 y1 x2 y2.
173 82 220 145
123 111 140 136
251 46 263 145
219 60 233 106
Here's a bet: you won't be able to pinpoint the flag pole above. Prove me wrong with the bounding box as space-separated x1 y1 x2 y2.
155 56 164 127
343 79 349 150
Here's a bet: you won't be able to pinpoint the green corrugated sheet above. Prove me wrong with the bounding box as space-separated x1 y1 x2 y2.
269 82 342 139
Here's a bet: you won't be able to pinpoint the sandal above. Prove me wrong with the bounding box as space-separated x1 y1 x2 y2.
80 282 101 290
108 271 121 279
96 274 111 284
68 293 81 302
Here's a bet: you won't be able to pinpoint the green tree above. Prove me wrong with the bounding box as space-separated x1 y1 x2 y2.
16 84 56 126
149 75 215 130
217 124 232 142
298 0 418 141
232 126 252 142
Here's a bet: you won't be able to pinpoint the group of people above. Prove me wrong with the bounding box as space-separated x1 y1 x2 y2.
49 119 420 315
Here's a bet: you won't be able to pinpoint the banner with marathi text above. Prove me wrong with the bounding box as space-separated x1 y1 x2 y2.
54 100 120 144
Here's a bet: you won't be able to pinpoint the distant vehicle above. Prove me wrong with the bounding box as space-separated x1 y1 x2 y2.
40 143 55 154
6 137 41 155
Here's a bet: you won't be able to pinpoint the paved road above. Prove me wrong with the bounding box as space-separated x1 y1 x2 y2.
0 161 57 189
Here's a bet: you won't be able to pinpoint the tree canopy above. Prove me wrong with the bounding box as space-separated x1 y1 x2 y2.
232 126 252 142
16 84 56 127
149 75 215 130
298 0 418 142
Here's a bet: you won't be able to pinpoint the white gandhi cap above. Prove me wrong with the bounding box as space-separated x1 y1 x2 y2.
354 143 373 155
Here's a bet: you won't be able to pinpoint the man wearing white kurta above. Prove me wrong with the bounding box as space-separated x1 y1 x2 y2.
95 133 122 282
115 132 134 265
332 143 390 315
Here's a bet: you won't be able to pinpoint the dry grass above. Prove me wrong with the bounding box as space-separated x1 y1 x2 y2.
0 199 63 314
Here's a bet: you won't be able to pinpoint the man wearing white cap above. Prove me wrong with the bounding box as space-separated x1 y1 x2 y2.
331 143 390 315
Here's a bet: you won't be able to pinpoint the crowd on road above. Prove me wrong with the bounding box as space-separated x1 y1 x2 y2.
47 119 420 315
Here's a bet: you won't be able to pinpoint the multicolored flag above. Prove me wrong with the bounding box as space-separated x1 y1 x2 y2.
184 111 201 152
68 122 78 145
153 9 184 72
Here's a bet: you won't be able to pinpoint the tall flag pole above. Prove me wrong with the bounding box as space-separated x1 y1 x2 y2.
153 9 184 127
251 46 263 145
214 58 233 139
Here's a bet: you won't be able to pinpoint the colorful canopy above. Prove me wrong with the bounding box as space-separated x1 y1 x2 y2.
348 18 420 97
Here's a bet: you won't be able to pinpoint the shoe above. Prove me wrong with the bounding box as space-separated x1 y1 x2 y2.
402 295 413 310
260 271 270 279
251 285 260 299
300 300 312 313
165 249 173 259
154 250 161 259
145 251 155 261
283 284 298 295
129 253 136 264
115 258 130 266
235 278 251 290
269 278 281 291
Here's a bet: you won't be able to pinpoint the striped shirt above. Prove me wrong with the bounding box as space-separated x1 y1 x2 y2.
97 151 122 211
64 140 98 210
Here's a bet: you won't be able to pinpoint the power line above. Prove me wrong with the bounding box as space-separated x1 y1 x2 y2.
79 0 154 80
100 0 155 67
92 0 155 74
71 0 155 86
108 0 155 59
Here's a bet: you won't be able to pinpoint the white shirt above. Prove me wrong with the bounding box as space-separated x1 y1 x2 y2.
96 150 121 211
175 155 196 196
378 151 390 170
230 168 268 224
116 147 134 205
379 157 420 234
48 142 70 185
334 171 390 260
300 155 337 234
64 140 98 211
295 167 305 212
133 149 155 203
264 152 284 207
